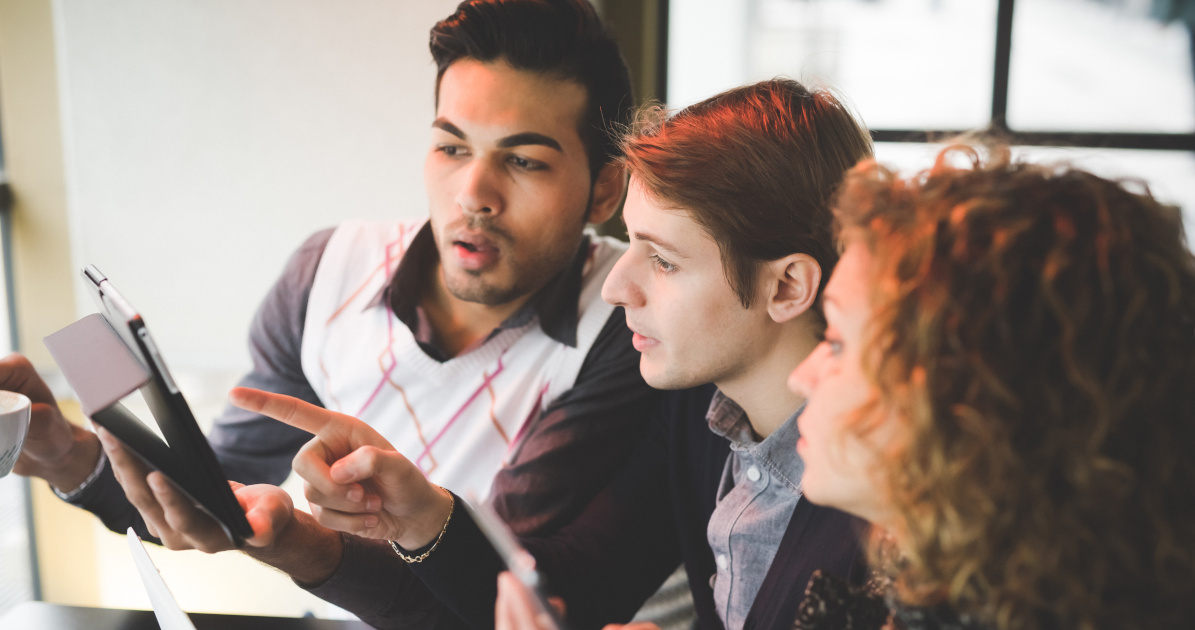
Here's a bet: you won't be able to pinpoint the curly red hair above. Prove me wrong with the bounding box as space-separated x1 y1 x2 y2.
835 146 1195 629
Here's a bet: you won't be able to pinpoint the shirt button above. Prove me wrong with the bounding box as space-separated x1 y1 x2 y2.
716 554 728 570
746 465 762 482
709 574 717 589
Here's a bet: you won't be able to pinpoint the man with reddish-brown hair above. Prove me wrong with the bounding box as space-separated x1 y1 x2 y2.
238 78 877 630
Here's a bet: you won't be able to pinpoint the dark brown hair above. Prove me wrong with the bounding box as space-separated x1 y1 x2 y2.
620 78 873 312
430 0 634 180
836 146 1195 629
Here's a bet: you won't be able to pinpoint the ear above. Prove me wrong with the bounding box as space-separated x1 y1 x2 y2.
764 254 821 324
587 161 628 226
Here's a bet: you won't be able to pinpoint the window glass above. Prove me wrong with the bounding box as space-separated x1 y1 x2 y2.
0 476 34 616
668 0 998 129
874 142 1195 247
1007 0 1195 132
0 103 29 618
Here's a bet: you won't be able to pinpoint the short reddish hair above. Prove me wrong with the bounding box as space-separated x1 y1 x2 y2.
620 79 873 313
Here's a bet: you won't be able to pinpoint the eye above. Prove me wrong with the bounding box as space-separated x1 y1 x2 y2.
435 144 468 158
650 253 678 274
821 330 844 356
506 154 546 171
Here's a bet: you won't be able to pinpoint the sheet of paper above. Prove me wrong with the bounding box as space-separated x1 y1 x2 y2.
126 528 198 630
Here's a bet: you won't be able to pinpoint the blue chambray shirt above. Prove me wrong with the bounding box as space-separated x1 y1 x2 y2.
705 390 805 630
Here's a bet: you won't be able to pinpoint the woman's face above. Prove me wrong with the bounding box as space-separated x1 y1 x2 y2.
788 241 898 524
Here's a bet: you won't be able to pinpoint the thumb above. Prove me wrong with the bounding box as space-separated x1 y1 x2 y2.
328 445 408 485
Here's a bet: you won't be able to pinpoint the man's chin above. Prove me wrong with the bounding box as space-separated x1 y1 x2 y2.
443 272 525 307
640 360 699 391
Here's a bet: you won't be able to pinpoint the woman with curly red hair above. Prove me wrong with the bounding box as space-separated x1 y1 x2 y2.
790 146 1195 629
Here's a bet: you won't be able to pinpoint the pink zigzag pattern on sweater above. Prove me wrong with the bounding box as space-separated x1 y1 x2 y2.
415 354 508 471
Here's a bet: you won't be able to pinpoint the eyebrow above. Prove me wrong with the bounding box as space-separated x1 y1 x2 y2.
432 118 563 153
499 132 563 152
632 231 686 257
431 119 467 139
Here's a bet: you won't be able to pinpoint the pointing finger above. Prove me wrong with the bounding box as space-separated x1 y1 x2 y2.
229 387 327 434
229 388 394 452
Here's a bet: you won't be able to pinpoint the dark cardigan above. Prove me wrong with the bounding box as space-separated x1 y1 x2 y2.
407 384 868 630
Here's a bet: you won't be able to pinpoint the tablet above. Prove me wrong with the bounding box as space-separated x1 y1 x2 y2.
43 265 253 546
463 494 566 630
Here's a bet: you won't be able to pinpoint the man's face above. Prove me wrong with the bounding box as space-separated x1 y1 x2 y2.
425 59 594 306
601 179 777 390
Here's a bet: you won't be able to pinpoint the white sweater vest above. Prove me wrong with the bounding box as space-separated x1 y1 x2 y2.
300 219 625 499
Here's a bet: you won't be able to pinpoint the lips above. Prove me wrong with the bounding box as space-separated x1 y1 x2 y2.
627 324 660 352
450 231 501 271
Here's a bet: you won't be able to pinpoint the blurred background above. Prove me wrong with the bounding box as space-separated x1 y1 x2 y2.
0 0 1191 620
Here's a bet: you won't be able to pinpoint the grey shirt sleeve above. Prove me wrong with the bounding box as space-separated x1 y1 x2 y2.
207 228 334 486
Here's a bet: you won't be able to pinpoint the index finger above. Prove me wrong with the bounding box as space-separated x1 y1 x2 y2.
229 387 333 435
229 387 393 451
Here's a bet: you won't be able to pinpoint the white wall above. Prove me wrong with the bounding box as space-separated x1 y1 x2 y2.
56 0 460 377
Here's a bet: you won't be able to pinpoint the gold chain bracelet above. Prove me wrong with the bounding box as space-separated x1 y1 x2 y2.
389 487 455 564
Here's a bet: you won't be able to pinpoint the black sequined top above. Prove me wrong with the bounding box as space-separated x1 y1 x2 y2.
793 570 991 630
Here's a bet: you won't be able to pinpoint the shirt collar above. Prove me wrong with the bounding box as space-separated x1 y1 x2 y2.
706 389 806 493
365 221 588 348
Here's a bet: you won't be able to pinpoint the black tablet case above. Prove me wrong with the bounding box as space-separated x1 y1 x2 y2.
43 271 252 546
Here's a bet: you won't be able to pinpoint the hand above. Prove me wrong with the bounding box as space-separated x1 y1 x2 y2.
229 387 452 548
96 426 293 552
2 353 103 491
495 572 569 630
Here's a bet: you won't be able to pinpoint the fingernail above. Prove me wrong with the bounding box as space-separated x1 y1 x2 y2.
346 487 363 502
366 497 380 512
363 515 378 528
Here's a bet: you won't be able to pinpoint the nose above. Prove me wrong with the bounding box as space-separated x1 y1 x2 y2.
788 343 827 397
456 158 502 217
601 250 644 309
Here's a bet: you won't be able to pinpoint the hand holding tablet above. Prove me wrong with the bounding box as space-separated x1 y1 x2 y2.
97 424 294 552
44 265 256 546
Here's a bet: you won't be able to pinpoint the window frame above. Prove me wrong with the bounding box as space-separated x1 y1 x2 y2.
0 111 42 607
657 0 1195 152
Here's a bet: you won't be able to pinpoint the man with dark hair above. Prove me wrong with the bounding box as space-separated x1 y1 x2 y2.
429 0 632 183
6 0 657 624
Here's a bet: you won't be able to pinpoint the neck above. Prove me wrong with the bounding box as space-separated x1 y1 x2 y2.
717 319 820 440
419 263 532 358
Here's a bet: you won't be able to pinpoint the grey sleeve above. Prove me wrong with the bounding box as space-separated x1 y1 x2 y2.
207 228 334 486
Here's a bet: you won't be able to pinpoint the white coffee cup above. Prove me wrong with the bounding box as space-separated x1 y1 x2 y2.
0 391 32 477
